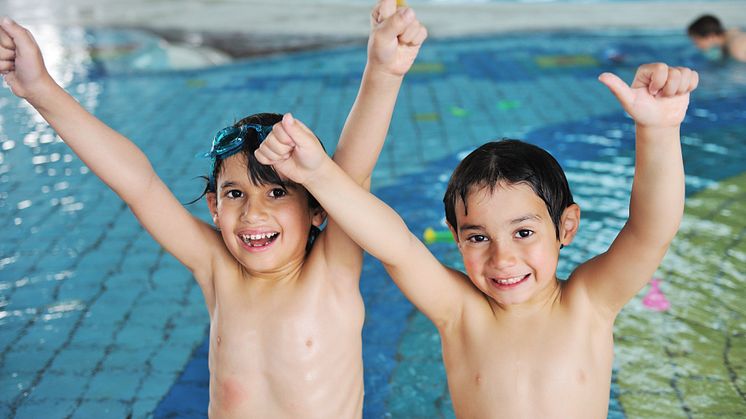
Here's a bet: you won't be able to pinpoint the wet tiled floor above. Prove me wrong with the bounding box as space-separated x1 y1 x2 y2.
1 27 744 418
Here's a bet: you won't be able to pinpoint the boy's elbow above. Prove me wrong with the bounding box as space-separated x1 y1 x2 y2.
119 167 160 207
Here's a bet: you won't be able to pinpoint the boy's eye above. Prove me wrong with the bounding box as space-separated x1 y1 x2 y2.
515 229 533 239
467 235 488 243
269 188 287 198
226 189 243 199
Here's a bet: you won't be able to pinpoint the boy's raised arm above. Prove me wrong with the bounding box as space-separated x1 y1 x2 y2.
575 63 698 315
319 0 427 279
333 0 426 188
0 18 220 280
258 115 470 327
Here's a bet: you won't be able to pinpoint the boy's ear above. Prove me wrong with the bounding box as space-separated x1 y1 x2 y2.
311 206 327 228
559 204 580 247
206 193 220 227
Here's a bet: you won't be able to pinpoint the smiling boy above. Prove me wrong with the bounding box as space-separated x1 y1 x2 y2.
0 0 427 416
256 62 698 417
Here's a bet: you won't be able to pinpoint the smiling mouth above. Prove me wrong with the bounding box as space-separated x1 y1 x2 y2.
239 232 279 248
490 273 530 287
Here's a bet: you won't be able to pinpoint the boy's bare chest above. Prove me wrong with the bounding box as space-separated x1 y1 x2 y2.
442 315 614 417
206 281 365 416
211 281 364 364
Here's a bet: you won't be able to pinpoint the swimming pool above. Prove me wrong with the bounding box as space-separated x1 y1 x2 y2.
0 26 744 418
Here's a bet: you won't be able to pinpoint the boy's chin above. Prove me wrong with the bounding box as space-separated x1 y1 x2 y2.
490 293 531 306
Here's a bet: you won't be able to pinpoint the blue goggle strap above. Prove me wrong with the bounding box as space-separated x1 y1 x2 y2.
201 123 274 189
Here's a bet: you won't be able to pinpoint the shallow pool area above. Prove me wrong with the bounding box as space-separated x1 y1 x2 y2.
0 25 745 418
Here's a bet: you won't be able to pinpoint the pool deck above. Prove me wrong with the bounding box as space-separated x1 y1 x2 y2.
4 1 746 57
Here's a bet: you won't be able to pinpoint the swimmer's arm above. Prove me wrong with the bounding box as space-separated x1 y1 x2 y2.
319 1 426 281
318 64 404 283
575 63 697 315
0 19 221 289
333 1 425 188
572 126 683 315
332 64 402 188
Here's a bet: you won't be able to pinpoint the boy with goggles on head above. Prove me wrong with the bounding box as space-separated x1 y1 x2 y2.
257 61 698 418
0 0 426 416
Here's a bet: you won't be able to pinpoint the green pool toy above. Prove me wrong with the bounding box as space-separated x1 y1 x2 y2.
423 227 454 244
497 100 520 110
450 106 468 117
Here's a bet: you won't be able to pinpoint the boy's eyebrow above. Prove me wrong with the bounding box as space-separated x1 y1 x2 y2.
459 223 485 232
459 214 542 232
511 214 542 224
220 180 239 189
220 179 296 190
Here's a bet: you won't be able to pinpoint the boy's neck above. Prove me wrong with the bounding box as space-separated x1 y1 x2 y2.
487 277 563 320
241 255 306 286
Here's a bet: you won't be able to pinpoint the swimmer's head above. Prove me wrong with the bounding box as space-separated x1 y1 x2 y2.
688 15 726 51
200 112 324 211
443 140 575 239
200 113 326 253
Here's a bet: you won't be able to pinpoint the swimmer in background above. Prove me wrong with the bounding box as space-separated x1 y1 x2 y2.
0 0 426 417
256 61 698 418
688 14 746 62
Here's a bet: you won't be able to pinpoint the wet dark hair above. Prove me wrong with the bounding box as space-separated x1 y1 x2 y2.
687 15 725 38
199 112 324 211
443 139 574 239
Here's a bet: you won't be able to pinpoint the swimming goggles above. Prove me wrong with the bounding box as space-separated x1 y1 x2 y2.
201 123 274 160
201 123 274 189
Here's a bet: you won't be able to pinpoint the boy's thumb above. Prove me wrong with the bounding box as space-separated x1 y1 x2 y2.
375 0 397 23
2 18 22 38
598 72 633 109
282 112 295 127
281 113 319 150
280 113 305 145
1 18 35 49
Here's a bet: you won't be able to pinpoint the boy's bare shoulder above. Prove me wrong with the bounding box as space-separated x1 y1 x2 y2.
193 226 235 274
440 268 499 329
560 262 617 321
199 236 247 310
297 232 364 295
726 29 746 61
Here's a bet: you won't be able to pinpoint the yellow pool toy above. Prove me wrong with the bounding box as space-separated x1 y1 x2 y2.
423 227 454 244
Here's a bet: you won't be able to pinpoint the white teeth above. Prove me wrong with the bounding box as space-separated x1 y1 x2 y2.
240 232 278 243
494 275 526 285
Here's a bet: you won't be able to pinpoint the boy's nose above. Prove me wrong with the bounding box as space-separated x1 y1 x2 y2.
241 201 268 222
489 243 516 269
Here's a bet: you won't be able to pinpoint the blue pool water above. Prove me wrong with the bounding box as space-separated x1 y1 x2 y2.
1 26 745 418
